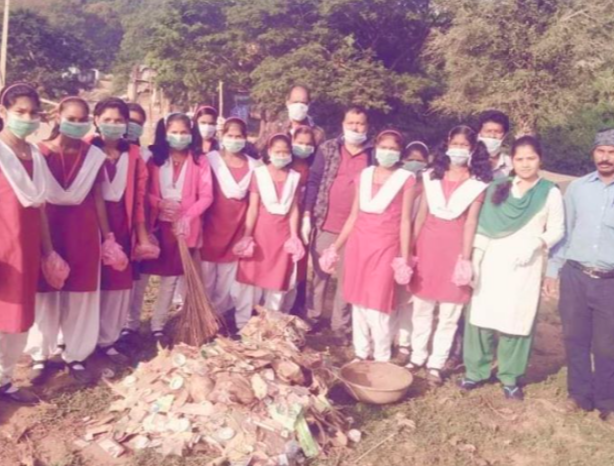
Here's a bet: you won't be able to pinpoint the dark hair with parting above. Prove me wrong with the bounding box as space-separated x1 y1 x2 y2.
91 97 130 152
222 116 247 137
491 135 544 205
405 141 429 161
0 82 41 131
292 125 317 164
286 85 311 102
192 105 219 157
46 96 90 141
430 125 493 183
376 129 404 149
478 109 510 134
150 113 197 166
128 102 147 123
262 133 292 164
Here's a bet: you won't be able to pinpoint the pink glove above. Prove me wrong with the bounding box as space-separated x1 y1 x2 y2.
41 251 70 289
318 245 339 274
391 257 412 285
452 256 473 287
283 235 305 263
173 217 190 238
102 233 129 271
159 199 181 222
133 242 161 261
232 236 256 258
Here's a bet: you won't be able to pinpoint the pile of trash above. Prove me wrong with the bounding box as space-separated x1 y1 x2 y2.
82 309 356 465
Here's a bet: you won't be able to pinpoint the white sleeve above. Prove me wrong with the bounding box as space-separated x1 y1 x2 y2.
540 187 565 249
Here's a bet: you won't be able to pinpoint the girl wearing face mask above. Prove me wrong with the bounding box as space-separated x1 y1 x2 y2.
193 105 219 155
459 136 564 401
27 97 127 385
0 83 66 403
232 134 304 329
321 130 416 362
200 118 258 322
408 125 493 387
126 103 152 162
88 98 156 365
141 113 213 346
281 126 317 314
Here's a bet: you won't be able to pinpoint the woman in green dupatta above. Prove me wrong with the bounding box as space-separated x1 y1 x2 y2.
457 136 565 401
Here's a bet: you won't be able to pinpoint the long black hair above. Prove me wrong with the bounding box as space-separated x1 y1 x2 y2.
192 105 219 157
46 96 90 141
91 97 130 152
0 82 41 131
150 113 197 166
430 125 493 183
127 102 147 147
491 135 543 205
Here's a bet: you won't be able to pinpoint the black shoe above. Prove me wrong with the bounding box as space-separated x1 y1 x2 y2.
100 346 131 366
0 384 39 405
67 361 96 385
426 368 444 388
29 361 55 386
503 385 524 401
152 331 170 348
457 377 481 392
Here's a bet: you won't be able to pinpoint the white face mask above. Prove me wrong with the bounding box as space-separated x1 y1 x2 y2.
344 129 367 145
287 102 309 122
375 148 401 168
446 148 472 166
199 123 216 140
478 136 503 155
269 153 292 169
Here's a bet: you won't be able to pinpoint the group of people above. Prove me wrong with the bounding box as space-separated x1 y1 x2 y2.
0 81 613 425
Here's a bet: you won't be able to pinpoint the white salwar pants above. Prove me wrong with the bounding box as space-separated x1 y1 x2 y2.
0 332 28 387
201 261 237 315
99 290 132 348
27 291 100 364
231 283 286 330
173 277 186 307
352 305 393 362
126 275 150 332
410 297 463 370
151 276 179 333
393 287 413 348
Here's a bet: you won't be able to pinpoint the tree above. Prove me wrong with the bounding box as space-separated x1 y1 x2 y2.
4 9 95 97
426 0 614 134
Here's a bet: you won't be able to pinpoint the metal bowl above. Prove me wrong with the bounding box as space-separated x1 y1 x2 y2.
340 360 413 405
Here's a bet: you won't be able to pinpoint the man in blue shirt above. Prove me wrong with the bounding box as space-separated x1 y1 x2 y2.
544 128 614 420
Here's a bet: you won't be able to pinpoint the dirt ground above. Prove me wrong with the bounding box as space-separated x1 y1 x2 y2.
1 282 612 466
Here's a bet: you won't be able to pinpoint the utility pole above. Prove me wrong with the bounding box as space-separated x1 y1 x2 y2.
0 0 9 89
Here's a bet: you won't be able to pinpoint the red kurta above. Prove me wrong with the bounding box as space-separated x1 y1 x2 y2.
200 164 250 263
38 143 103 293
236 175 295 292
343 175 415 313
0 158 42 333
101 161 134 290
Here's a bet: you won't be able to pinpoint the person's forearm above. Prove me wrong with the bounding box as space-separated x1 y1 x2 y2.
95 185 111 237
40 206 54 256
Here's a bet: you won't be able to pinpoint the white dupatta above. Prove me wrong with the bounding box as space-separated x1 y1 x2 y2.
207 150 257 200
45 144 107 206
359 167 413 214
0 140 47 208
254 165 300 215
422 169 488 220
160 158 188 202
101 152 129 202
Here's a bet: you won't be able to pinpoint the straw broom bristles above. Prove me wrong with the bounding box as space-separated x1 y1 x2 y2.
173 236 220 346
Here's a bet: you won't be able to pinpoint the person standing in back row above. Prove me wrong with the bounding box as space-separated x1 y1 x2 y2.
544 128 614 423
304 106 374 344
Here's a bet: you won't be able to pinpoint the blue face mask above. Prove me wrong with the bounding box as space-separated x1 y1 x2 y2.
6 113 40 139
403 160 427 173
127 122 144 142
292 144 314 159
167 133 192 150
59 119 91 140
99 123 127 141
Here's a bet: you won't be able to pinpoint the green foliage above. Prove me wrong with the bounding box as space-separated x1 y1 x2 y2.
4 9 94 98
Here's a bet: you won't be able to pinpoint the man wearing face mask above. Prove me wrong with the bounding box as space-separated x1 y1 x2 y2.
544 128 614 422
304 106 374 343
255 85 325 153
477 110 512 180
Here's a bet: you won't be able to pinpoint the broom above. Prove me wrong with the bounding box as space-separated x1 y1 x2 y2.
173 236 220 346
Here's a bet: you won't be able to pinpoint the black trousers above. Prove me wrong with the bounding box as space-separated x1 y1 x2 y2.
559 263 614 411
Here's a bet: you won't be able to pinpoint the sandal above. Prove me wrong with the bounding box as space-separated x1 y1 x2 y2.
67 361 96 385
100 345 130 365
457 377 481 392
0 383 39 405
426 368 444 387
503 385 524 401
152 331 170 348
404 362 422 374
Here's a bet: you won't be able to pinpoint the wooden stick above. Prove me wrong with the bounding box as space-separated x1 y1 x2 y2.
354 431 398 464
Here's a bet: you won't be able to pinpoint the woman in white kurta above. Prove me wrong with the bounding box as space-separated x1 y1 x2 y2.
459 135 565 401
